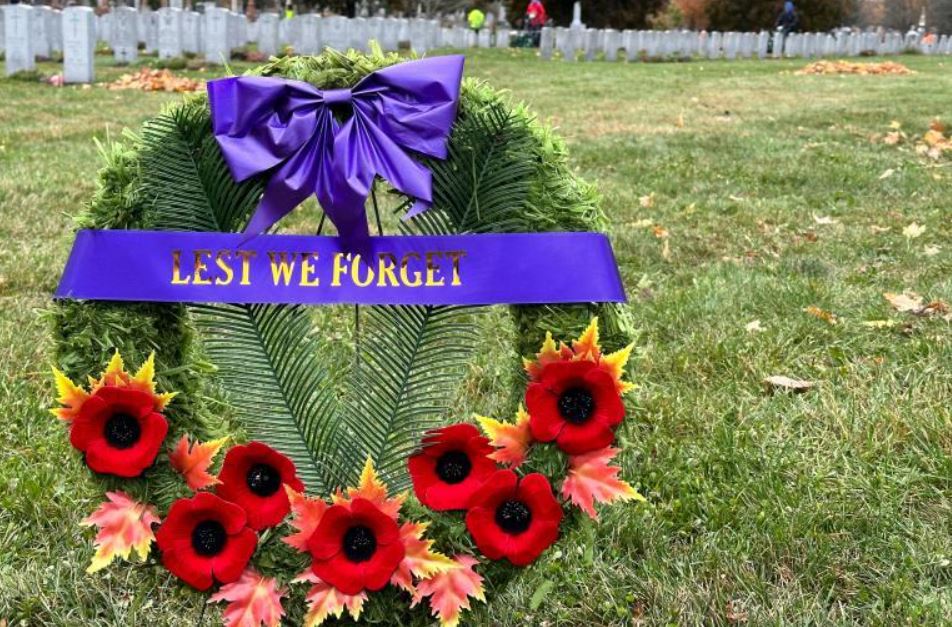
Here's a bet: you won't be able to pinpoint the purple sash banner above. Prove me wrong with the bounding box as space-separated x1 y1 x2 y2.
55 230 626 306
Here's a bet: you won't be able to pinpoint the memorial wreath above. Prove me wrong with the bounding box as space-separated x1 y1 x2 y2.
50 49 642 626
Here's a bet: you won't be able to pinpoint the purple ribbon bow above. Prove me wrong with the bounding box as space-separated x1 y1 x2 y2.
207 55 465 241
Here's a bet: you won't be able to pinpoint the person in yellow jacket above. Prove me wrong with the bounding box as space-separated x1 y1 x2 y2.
467 7 485 33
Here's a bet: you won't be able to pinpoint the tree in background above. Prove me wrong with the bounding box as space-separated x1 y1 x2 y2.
704 0 855 31
673 0 711 29
505 0 665 28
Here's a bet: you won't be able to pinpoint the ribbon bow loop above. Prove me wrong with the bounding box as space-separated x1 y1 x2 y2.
207 55 465 242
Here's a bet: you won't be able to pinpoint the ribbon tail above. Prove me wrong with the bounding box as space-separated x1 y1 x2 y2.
403 199 431 221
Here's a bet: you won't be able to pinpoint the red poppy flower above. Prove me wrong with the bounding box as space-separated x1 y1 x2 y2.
307 498 405 595
155 492 258 591
525 359 625 455
216 442 305 530
69 385 168 477
408 424 497 511
465 470 562 566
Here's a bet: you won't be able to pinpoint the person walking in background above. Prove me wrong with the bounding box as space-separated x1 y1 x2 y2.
526 0 547 46
776 1 800 36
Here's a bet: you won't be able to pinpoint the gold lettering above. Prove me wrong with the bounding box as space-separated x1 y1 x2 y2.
214 251 234 286
351 255 375 288
171 250 190 285
192 249 213 286
425 252 445 287
269 252 296 286
237 250 257 286
299 253 320 287
400 252 423 287
446 250 465 286
331 253 350 287
376 253 400 287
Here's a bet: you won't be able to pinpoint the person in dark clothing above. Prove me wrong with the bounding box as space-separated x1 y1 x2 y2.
776 1 800 35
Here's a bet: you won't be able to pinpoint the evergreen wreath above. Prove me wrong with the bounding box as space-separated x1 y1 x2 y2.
49 49 640 625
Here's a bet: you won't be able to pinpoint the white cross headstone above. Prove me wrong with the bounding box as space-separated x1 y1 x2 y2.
204 7 230 64
157 8 183 60
63 7 95 84
257 13 280 56
4 4 35 76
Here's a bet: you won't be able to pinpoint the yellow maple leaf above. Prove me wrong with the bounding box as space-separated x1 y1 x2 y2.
50 367 90 422
333 458 405 521
476 407 532 468
81 491 161 573
297 572 367 626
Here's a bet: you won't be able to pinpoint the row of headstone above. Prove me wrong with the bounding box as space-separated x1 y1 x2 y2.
539 27 952 61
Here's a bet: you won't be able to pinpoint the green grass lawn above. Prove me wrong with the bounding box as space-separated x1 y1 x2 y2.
1 49 950 625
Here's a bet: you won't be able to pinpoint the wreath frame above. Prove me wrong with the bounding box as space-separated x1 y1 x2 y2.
49 49 637 624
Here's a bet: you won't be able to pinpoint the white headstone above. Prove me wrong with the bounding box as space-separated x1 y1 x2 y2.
583 28 599 61
381 18 400 50
169 0 184 9
49 10 63 54
772 32 784 58
204 7 230 64
350 17 370 52
112 7 138 64
477 26 490 48
298 14 321 55
323 15 348 50
182 11 201 54
495 26 510 48
33 6 52 59
539 26 554 59
157 8 183 60
4 4 35 76
63 7 95 84
257 13 280 56
757 31 769 58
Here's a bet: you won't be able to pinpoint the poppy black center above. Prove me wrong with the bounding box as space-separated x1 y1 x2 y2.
191 520 227 556
495 499 532 534
435 450 472 484
557 387 596 424
245 463 281 497
103 412 141 449
343 525 377 562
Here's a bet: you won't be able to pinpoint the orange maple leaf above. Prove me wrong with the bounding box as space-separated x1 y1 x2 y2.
283 487 329 552
561 447 645 520
390 521 457 593
296 571 367 626
411 554 486 627
168 435 226 491
209 568 285 627
81 491 161 573
332 458 405 521
476 406 533 468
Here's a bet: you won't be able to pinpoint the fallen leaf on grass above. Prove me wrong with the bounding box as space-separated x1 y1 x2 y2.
923 245 941 256
745 320 764 333
869 225 891 234
878 168 895 180
813 214 838 225
883 131 903 145
639 194 655 209
884 292 950 317
902 222 926 239
861 319 898 328
804 305 838 325
763 375 815 393
794 60 914 76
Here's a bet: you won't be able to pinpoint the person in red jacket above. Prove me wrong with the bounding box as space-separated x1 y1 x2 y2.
526 0 547 46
